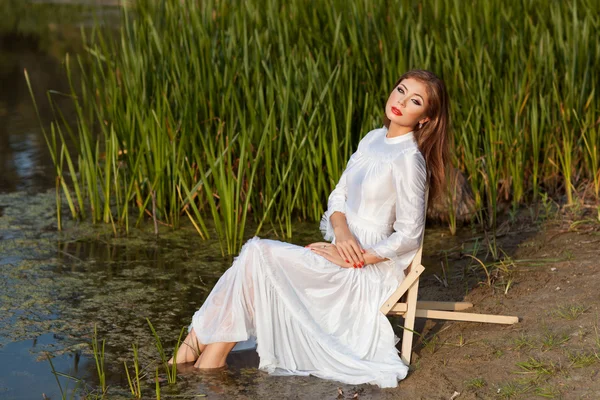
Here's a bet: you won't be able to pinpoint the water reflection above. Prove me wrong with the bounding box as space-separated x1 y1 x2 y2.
0 334 92 400
0 1 119 194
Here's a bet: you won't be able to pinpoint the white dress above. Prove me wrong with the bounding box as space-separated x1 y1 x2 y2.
188 125 428 388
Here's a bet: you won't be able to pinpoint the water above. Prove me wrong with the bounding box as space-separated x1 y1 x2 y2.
0 2 472 398
0 0 120 194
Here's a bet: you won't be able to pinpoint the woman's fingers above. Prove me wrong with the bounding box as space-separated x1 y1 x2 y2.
336 245 352 265
305 241 365 268
305 242 329 249
350 242 366 264
337 244 357 267
310 246 347 268
340 243 363 268
343 241 364 267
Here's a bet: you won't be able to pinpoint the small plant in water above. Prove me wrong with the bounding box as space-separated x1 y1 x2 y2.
124 343 142 398
155 366 161 400
91 324 107 395
147 318 186 384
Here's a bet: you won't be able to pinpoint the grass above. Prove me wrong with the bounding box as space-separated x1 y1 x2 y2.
540 330 570 352
496 380 535 399
514 357 558 381
512 333 536 351
24 0 600 253
566 349 597 368
551 303 589 320
463 251 518 294
465 377 486 389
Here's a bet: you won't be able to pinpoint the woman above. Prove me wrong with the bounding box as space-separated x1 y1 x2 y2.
169 69 450 388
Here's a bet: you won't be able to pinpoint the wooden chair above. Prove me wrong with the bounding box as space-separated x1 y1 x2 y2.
380 193 519 365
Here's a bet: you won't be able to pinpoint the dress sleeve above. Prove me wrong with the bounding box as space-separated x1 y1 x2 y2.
365 150 428 273
319 148 363 242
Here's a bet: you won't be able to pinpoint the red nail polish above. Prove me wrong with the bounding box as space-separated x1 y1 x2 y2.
345 259 349 263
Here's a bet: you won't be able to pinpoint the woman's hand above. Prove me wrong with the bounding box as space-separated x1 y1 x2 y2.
305 242 362 269
331 229 366 268
328 212 366 268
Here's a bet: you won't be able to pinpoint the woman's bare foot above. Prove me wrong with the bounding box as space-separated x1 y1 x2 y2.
167 329 206 365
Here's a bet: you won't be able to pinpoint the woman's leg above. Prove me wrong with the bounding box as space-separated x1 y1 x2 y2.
168 328 207 364
172 238 261 367
194 341 238 369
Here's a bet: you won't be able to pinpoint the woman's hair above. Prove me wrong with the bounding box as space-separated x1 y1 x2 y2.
383 69 451 205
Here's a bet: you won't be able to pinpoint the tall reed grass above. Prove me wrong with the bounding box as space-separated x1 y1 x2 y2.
31 0 600 252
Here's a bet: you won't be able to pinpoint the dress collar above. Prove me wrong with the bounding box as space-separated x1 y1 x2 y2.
382 125 414 144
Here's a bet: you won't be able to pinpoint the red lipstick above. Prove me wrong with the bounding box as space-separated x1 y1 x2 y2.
391 106 402 116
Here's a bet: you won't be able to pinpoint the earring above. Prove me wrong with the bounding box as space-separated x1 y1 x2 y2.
418 122 423 129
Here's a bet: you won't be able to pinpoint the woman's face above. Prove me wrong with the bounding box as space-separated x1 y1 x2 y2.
385 77 430 129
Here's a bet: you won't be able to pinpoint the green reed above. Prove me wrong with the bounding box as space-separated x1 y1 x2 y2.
147 318 185 384
91 324 107 395
124 343 142 398
31 0 600 250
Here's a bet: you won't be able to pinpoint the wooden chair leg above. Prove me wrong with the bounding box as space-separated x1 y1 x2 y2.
400 278 419 365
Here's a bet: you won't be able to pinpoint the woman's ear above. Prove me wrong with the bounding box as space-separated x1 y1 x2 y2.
419 117 430 125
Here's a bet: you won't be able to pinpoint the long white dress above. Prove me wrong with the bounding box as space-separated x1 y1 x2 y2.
188 125 428 388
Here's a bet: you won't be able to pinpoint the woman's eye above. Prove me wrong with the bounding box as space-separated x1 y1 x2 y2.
397 86 421 106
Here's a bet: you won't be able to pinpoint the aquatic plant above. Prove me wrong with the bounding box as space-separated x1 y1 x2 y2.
28 0 600 253
124 343 142 398
91 324 107 395
147 318 185 384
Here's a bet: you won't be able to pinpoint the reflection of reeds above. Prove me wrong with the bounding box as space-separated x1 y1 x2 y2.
46 353 90 399
28 0 599 252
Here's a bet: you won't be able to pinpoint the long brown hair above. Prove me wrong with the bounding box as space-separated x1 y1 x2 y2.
383 69 451 205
